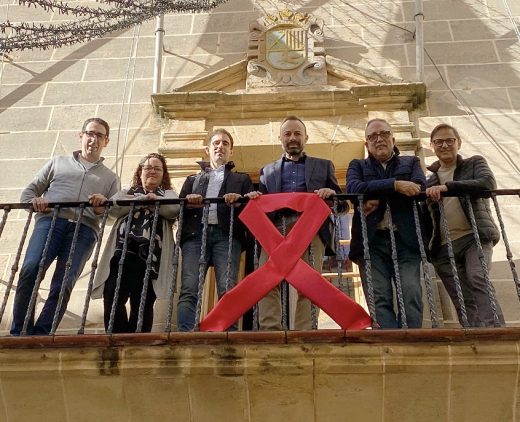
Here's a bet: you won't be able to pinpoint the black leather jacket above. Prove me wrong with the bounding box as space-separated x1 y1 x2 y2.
179 161 253 245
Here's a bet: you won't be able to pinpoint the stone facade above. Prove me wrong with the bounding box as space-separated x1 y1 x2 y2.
0 0 519 331
0 330 519 421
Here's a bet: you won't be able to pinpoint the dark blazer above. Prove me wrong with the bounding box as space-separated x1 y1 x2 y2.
179 162 253 245
259 155 344 252
423 154 500 252
346 148 426 263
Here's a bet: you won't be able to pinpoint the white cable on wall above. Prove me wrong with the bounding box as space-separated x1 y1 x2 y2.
502 0 520 41
114 23 141 181
339 0 520 175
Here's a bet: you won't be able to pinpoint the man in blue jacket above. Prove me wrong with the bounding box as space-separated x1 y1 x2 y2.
347 118 426 328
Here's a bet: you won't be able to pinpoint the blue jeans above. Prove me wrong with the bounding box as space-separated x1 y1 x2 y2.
11 217 97 335
359 230 423 328
177 226 241 331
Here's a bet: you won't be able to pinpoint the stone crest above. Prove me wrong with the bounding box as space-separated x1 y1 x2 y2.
266 26 306 70
247 9 326 88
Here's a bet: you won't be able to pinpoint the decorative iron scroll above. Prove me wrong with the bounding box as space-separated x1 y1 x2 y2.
0 0 228 52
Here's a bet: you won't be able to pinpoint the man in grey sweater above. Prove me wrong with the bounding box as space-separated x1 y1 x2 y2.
11 117 119 335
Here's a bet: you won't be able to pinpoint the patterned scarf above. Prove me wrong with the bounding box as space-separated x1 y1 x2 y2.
115 186 165 276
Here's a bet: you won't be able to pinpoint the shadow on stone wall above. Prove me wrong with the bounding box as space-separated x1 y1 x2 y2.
0 32 125 114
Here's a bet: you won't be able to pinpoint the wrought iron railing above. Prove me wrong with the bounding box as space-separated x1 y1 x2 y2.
0 189 518 335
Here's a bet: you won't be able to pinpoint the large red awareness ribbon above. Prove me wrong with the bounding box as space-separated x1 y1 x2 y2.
199 193 372 331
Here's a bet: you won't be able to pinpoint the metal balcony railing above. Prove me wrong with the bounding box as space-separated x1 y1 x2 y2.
0 190 518 335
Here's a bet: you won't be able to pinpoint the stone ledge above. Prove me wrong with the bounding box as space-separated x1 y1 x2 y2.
2 328 520 349
0 329 518 422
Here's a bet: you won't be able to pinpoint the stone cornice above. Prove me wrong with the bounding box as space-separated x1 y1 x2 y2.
151 83 426 119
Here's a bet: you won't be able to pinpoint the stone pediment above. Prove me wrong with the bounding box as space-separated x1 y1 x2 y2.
162 55 411 92
151 55 425 119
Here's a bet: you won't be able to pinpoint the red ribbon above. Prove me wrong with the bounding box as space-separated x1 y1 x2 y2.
199 193 372 331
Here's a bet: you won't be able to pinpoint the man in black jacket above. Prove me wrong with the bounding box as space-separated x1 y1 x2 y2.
177 128 255 331
425 123 505 327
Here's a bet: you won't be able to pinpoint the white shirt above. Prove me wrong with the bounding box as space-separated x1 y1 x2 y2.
206 165 225 224
79 155 97 170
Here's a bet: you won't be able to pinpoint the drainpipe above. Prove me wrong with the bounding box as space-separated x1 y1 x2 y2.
153 14 165 94
415 0 424 82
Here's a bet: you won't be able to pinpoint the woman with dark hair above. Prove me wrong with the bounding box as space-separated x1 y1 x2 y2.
92 153 179 332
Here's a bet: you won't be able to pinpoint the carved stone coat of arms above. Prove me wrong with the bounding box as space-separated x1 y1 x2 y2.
247 9 327 88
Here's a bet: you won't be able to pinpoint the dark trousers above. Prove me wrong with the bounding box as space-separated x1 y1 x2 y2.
358 230 423 329
431 234 505 327
103 255 156 333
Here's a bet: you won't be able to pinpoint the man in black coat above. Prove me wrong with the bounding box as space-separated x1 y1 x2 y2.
177 128 255 331
425 123 504 327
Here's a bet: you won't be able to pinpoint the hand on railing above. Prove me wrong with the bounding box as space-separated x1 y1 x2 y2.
244 191 262 200
223 193 242 205
142 192 160 201
394 181 422 197
185 194 204 208
88 193 109 214
31 197 50 212
425 185 448 202
314 188 336 199
363 199 379 216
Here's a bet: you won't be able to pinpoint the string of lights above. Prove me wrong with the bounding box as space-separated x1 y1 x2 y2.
0 0 228 52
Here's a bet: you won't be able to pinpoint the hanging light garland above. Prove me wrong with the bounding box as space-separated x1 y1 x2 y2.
0 0 228 52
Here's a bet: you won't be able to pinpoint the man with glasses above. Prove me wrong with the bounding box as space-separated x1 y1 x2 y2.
11 117 119 335
177 128 255 331
424 123 505 327
347 118 425 328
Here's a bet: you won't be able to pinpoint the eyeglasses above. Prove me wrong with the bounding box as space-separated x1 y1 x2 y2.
366 131 392 143
142 165 163 173
432 138 457 147
84 131 107 140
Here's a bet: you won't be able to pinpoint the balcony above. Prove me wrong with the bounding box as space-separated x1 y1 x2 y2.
0 191 519 421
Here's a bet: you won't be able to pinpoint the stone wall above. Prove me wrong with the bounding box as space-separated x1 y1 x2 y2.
0 0 519 331
0 331 519 422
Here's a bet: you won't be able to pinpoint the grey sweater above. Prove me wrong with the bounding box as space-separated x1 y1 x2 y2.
20 151 120 233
